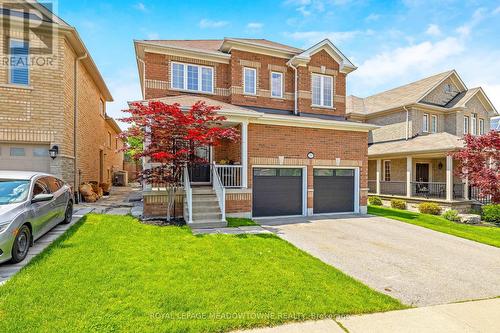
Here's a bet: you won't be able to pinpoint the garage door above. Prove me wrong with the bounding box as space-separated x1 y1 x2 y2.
253 168 303 217
0 143 50 173
314 169 355 214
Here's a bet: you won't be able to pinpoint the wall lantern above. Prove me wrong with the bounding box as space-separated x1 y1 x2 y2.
438 162 443 170
307 152 315 159
48 145 59 160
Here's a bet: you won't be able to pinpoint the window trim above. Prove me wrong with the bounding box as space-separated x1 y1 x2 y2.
170 61 214 94
383 160 391 182
430 115 438 133
9 38 30 86
270 71 283 98
479 118 485 135
422 113 429 133
311 73 334 108
464 115 469 134
471 113 477 135
243 67 257 95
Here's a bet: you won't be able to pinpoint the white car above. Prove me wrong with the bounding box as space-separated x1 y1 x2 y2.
0 171 73 264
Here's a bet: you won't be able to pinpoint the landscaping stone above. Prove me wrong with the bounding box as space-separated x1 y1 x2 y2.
459 214 481 224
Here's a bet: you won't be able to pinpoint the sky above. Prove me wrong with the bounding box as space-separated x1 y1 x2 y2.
56 0 500 127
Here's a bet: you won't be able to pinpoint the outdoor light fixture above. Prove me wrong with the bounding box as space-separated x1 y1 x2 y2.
307 152 315 159
48 145 59 160
438 162 443 170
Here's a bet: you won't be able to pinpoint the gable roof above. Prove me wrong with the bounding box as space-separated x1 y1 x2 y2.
347 70 468 115
222 38 303 54
290 39 356 73
445 87 498 114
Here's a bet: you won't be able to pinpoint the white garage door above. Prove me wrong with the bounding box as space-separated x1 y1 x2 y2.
0 143 50 173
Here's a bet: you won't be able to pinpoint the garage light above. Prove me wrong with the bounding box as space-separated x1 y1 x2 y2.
48 145 59 160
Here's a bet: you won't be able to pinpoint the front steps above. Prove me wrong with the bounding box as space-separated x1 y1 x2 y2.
186 186 227 229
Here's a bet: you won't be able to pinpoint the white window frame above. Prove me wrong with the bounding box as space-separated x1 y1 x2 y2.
383 160 391 181
9 38 30 86
311 73 333 108
243 67 257 95
471 113 477 135
270 71 283 98
422 113 429 133
170 61 214 94
479 118 485 135
464 116 469 134
430 115 437 133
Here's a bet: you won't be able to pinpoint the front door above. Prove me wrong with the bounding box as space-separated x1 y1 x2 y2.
190 146 211 183
416 163 430 182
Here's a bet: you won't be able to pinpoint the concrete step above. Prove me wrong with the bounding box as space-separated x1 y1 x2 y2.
189 220 228 229
193 212 222 221
192 206 221 214
192 196 219 203
192 187 215 195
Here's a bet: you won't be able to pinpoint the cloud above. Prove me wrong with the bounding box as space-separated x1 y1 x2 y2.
425 24 442 37
199 19 229 29
286 30 367 46
456 7 486 37
494 6 500 15
246 22 264 33
365 13 380 22
133 2 147 12
147 32 160 40
283 0 351 17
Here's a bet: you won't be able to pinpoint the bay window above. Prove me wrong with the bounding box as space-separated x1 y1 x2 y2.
171 62 213 93
312 73 333 108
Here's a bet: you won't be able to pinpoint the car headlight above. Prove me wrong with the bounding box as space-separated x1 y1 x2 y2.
0 222 11 233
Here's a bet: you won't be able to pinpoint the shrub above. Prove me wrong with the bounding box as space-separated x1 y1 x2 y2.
482 204 500 224
442 209 461 222
369 196 383 206
390 199 407 210
418 202 442 215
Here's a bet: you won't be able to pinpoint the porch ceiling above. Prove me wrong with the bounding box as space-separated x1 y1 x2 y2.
368 132 464 158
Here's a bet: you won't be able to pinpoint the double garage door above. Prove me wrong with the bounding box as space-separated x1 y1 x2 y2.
0 143 51 173
252 168 356 217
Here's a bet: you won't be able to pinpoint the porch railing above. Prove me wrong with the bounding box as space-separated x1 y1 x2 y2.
411 182 446 199
212 162 226 221
453 183 465 200
470 186 492 205
380 181 406 196
214 164 243 188
183 165 193 224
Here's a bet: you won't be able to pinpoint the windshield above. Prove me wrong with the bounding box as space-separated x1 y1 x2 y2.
0 179 30 205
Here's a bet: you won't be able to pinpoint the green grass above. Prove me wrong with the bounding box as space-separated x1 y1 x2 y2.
0 214 403 333
227 217 259 227
368 205 500 248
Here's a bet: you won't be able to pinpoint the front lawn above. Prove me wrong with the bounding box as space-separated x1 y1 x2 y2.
369 205 500 248
227 217 259 227
0 214 403 333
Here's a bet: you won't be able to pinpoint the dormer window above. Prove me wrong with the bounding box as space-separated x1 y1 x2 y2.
171 62 213 93
312 73 333 108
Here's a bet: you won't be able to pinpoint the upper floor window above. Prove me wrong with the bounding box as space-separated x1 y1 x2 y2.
9 39 29 86
171 62 213 93
464 116 469 134
471 113 477 135
270 71 283 98
243 67 256 95
479 118 485 135
99 99 105 117
108 132 112 148
384 160 391 181
312 73 333 108
430 115 437 133
422 114 429 132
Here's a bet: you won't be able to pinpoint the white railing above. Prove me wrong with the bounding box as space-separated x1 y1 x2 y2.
214 165 243 188
212 162 226 221
183 165 193 224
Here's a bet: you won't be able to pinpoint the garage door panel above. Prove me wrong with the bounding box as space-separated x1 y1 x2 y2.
314 169 355 214
253 168 302 217
0 144 50 173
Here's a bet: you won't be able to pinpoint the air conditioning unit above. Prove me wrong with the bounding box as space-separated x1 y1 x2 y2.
113 171 128 187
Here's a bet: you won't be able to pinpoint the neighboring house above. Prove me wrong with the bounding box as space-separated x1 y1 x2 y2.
0 1 124 189
492 116 500 131
347 70 498 210
134 38 377 224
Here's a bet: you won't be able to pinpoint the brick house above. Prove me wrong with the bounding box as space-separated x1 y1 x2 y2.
0 1 124 189
133 38 377 225
346 70 498 211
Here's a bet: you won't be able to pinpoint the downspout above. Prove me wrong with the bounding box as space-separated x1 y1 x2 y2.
403 105 410 140
137 57 146 99
287 60 299 115
74 52 87 202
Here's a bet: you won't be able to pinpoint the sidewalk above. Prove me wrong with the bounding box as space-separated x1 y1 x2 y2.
235 298 500 333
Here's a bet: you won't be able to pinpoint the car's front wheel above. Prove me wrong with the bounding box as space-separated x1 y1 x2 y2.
61 201 73 225
11 225 31 263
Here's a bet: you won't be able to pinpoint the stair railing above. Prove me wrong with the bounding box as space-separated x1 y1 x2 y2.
183 165 193 224
211 162 226 221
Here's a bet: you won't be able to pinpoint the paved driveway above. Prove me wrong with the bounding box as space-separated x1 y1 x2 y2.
258 215 500 306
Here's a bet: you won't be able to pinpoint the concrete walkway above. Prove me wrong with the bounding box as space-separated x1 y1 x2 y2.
235 298 500 333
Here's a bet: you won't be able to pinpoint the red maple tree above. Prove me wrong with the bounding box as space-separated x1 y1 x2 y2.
121 101 239 219
451 131 500 203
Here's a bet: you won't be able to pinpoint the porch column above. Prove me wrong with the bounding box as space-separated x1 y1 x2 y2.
241 121 248 188
406 156 412 198
446 155 453 201
376 159 381 195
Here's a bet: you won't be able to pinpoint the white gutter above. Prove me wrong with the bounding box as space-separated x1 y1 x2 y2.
287 61 299 115
137 57 146 99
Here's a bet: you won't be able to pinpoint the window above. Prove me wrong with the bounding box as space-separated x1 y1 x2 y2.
270 71 283 98
33 148 47 157
464 116 469 134
431 115 437 133
115 138 119 150
311 73 333 107
422 114 429 132
471 113 477 135
384 161 391 181
479 118 485 135
444 84 453 94
99 99 105 117
108 132 112 147
9 39 29 85
10 147 25 156
243 67 256 95
171 62 213 93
